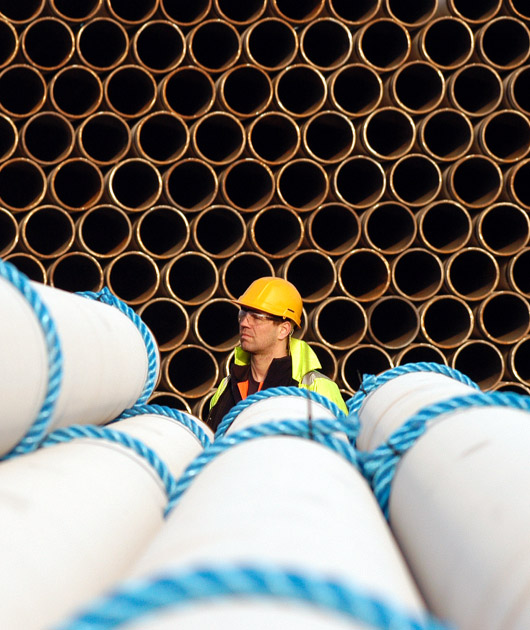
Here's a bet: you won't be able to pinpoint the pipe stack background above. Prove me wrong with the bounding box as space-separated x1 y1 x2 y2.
1 0 530 415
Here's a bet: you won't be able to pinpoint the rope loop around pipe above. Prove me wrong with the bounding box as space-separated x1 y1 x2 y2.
361 391 530 520
167 416 359 516
41 424 178 516
54 563 452 630
0 258 64 459
346 361 480 415
114 403 211 448
215 385 350 439
77 286 159 405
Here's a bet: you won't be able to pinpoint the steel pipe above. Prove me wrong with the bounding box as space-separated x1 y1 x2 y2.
76 18 129 71
0 113 18 162
20 205 75 259
416 200 472 253
190 298 240 352
361 202 417 254
506 0 530 22
327 0 380 25
443 154 503 208
132 111 189 165
20 112 75 166
76 112 130 166
301 110 355 164
473 203 530 257
367 296 420 350
241 17 298 71
219 251 274 300
0 158 46 212
0 207 18 256
158 66 215 120
305 203 360 257
76 204 132 259
133 205 190 260
131 20 186 74
21 17 75 71
419 294 474 348
332 155 385 208
158 0 211 25
444 247 499 301
275 158 329 211
416 108 473 162
161 344 219 399
246 111 300 165
446 63 503 117
474 109 530 163
48 65 103 119
280 249 336 303
4 252 46 283
353 18 411 71
393 343 448 367
48 157 103 212
411 17 474 70
504 158 530 210
474 291 530 345
0 19 18 69
0 65 46 119
219 158 274 212
339 344 393 392
358 106 416 160
273 64 327 118
450 340 504 390
308 296 367 350
438 0 502 24
504 65 530 114
160 252 219 305
147 390 191 414
269 0 325 23
105 158 162 213
306 340 338 380
104 251 160 306
191 205 247 259
492 381 530 395
501 247 530 296
337 248 390 302
191 391 216 421
0 0 45 24
104 65 157 119
104 0 159 25
475 16 530 70
384 61 445 114
391 248 444 302
190 111 246 165
47 252 104 293
187 19 241 72
299 18 353 71
213 0 267 25
387 153 442 207
506 336 530 384
136 297 190 352
327 63 383 118
216 64 273 118
384 0 437 27
49 0 102 22
163 158 218 212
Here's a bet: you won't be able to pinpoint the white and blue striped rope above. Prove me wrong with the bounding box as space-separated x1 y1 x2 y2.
215 386 351 439
41 424 178 516
347 362 480 415
0 259 64 459
54 563 452 630
166 416 359 516
361 391 530 520
114 404 211 449
76 287 159 405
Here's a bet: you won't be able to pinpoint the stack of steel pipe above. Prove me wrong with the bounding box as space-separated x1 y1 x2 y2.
2 0 530 414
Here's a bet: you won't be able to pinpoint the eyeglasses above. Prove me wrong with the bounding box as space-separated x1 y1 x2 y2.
238 308 282 324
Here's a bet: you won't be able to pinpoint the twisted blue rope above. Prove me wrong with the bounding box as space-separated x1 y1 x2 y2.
77 288 159 405
0 259 64 459
54 563 452 630
41 424 178 516
361 391 530 520
215 386 350 439
114 404 211 449
347 362 480 415
167 416 359 516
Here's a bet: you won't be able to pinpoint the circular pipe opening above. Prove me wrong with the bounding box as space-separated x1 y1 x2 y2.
274 64 327 118
132 20 185 73
105 251 160 305
242 18 298 70
21 112 75 165
362 202 417 254
355 19 411 71
447 64 503 117
0 158 46 211
385 0 437 27
220 159 274 212
159 0 211 25
276 159 329 211
164 159 218 212
50 0 102 22
391 248 444 301
137 298 189 352
104 65 157 118
309 297 367 350
214 0 266 25
476 292 530 344
5 253 46 283
49 65 103 118
416 17 474 70
148 391 191 414
306 203 360 256
247 112 300 165
327 0 380 24
417 108 473 161
281 250 336 303
0 65 46 118
476 17 530 69
505 158 530 210
388 154 442 206
506 248 530 296
0 114 19 161
107 158 162 212
162 252 219 305
134 206 189 259
191 205 246 259
77 112 131 166
338 248 390 302
0 207 18 256
133 111 189 165
388 61 445 114
162 345 219 398
368 296 419 349
187 19 241 72
394 343 447 366
248 205 304 259
21 17 74 71
302 111 355 164
444 155 503 208
332 156 385 208
49 158 103 211
299 18 353 70
340 344 393 392
328 63 383 117
220 251 275 300
417 201 472 253
160 66 215 120
191 112 245 165
448 0 502 24
21 205 74 258
420 296 474 348
451 340 504 390
192 299 240 352
270 0 325 23
361 107 415 160
445 247 499 300
475 203 530 256
477 110 530 163
0 20 18 69
76 204 132 258
505 66 530 115
76 18 129 71
217 64 273 118
0 0 45 24
508 337 530 383
105 0 158 24
48 252 103 293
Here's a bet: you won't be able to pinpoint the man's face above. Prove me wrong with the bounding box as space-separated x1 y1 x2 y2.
238 308 285 355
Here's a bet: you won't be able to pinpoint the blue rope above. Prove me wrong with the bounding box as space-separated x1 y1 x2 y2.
167 416 359 516
54 563 452 630
76 287 159 405
41 424 178 516
0 259 64 459
215 386 351 439
347 362 480 415
113 404 212 449
360 391 530 520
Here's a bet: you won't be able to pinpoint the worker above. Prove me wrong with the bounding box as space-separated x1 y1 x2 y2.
206 276 348 431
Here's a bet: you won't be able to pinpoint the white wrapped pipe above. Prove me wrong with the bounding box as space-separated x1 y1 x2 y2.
0 406 212 630
0 259 159 458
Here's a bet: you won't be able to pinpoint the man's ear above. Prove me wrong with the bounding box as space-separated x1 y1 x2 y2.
277 320 292 341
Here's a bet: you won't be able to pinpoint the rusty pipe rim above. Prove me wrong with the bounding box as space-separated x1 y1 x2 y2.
305 203 361 257
76 18 129 71
132 111 190 165
446 0 503 25
273 63 328 119
137 297 190 352
474 291 530 345
161 251 219 305
106 157 162 213
503 247 530 297
75 204 132 259
0 19 18 69
504 65 530 115
385 60 445 115
148 391 192 414
416 107 474 162
104 64 158 119
308 296 368 350
359 106 416 160
475 16 530 70
412 16 474 70
492 381 530 395
49 157 104 212
446 63 503 118
105 0 159 25
419 294 474 349
275 158 329 212
327 63 383 118
246 111 301 165
248 205 304 259
443 153 503 209
332 155 385 208
339 344 394 392
306 341 338 381
444 247 499 301
301 110 355 164
47 251 104 293
475 109 530 163
4 252 47 283
216 64 273 119
299 18 353 71
20 17 75 71
241 17 298 71
49 0 103 22
354 18 411 72
416 200 472 254
48 64 103 119
0 113 18 161
219 158 275 212
132 20 186 75
393 343 448 367
190 111 246 166
158 66 216 120
213 0 267 25
0 0 45 24
269 0 325 24
190 298 240 352
450 340 504 390
507 336 530 384
191 205 247 259
367 295 420 350
0 206 18 256
327 0 381 25
391 247 444 302
20 205 75 259
384 0 437 28
0 64 47 119
337 248 391 302
187 19 242 73
504 158 530 210
133 205 190 260
474 202 530 257
76 111 131 166
104 251 160 306
0 158 46 212
219 251 275 300
280 249 337 303
159 0 211 25
505 0 530 22
388 153 442 207
161 344 219 399
20 111 75 166
361 202 417 254
163 158 218 212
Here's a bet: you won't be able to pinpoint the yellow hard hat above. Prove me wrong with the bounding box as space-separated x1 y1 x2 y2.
236 276 303 326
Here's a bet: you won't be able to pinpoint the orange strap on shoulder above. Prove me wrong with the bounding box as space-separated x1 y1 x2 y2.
237 379 263 400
